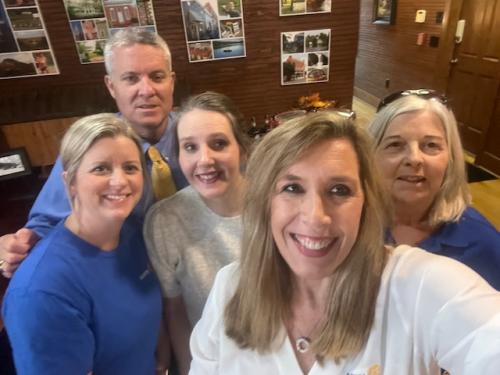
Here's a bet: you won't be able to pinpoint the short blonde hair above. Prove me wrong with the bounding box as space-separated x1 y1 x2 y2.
224 111 389 360
369 95 470 226
61 113 146 189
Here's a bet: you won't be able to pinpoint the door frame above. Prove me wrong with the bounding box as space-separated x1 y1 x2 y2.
433 0 464 92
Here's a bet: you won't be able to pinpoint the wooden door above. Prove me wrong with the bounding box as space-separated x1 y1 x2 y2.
445 0 500 175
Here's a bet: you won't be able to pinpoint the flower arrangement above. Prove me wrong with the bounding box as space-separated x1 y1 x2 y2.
297 92 336 111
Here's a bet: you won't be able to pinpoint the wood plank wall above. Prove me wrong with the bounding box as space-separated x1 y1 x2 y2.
355 0 447 101
0 0 360 166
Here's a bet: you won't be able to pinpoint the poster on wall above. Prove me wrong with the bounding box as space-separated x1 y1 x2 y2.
62 0 157 64
281 28 330 86
0 0 59 79
180 0 246 63
280 0 331 16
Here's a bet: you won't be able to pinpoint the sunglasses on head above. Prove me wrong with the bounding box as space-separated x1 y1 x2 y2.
377 89 448 112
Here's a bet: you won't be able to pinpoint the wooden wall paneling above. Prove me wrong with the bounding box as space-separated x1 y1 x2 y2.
0 117 78 167
0 0 360 166
476 95 500 175
355 0 447 100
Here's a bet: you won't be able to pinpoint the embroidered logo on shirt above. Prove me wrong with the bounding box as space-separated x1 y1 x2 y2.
140 262 155 280
347 364 380 375
139 269 150 280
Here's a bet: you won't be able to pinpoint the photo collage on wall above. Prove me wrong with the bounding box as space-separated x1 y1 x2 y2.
180 0 245 63
281 28 330 86
0 0 59 79
62 0 157 64
279 0 331 16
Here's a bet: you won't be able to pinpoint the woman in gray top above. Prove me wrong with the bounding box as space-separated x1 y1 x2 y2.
144 91 251 375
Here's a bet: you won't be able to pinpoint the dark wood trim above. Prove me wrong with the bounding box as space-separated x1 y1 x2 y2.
433 0 464 92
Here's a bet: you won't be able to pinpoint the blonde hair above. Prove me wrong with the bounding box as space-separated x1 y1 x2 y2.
61 113 146 190
369 95 470 226
224 111 389 360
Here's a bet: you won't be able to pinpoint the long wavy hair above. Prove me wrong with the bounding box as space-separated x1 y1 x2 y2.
224 111 390 361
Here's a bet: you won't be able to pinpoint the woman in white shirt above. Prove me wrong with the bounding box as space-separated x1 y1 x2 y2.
190 110 500 374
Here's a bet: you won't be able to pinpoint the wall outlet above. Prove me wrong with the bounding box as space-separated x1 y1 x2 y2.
385 79 390 88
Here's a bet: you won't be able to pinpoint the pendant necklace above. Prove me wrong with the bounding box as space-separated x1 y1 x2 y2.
296 336 312 353
295 320 321 354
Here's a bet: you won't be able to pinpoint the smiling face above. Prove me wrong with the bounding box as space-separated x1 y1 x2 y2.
104 44 175 143
68 136 143 227
178 108 245 215
270 138 365 281
375 110 449 214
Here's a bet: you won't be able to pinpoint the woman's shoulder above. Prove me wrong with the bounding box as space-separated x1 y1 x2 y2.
459 207 499 236
6 223 86 298
151 185 197 209
209 262 240 302
433 207 500 249
386 245 487 290
213 262 240 286
145 186 200 223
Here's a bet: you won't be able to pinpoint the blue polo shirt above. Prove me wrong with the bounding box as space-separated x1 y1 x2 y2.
387 207 500 290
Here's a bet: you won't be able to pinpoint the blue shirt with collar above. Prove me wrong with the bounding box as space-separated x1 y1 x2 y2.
26 112 188 238
387 207 500 290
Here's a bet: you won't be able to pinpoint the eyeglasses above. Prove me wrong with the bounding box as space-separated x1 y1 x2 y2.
377 89 448 112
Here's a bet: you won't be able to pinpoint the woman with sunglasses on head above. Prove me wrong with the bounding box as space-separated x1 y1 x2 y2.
2 114 162 374
369 90 500 290
144 92 251 375
189 111 500 374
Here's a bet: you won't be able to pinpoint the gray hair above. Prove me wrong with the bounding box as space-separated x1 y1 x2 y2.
104 28 172 75
61 113 146 188
368 95 470 225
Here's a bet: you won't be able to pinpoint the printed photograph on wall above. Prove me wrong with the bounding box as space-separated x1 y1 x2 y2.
281 28 330 85
63 0 158 64
0 0 59 79
4 0 36 6
180 0 246 63
373 0 396 25
280 0 331 17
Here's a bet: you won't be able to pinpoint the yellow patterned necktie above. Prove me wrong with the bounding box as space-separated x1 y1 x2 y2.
147 146 177 200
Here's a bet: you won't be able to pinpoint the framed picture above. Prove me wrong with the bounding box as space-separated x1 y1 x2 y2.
0 148 31 181
279 0 331 17
373 0 396 25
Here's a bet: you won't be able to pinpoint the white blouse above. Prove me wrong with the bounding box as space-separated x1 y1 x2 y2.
190 245 500 375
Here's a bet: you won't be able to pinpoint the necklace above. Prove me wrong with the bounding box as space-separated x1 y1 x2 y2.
295 336 312 353
294 319 322 354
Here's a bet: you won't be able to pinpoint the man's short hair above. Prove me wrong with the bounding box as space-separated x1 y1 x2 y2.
104 28 172 75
